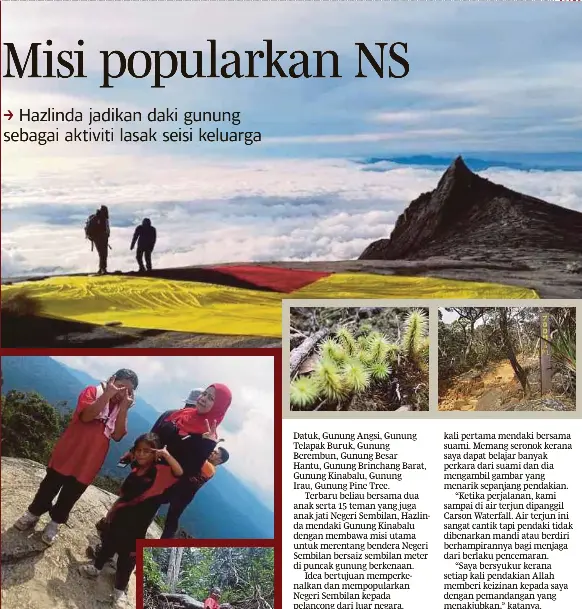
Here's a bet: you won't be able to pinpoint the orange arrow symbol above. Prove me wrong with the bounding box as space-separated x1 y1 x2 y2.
4 110 13 120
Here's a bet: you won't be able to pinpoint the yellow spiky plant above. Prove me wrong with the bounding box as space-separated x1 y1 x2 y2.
290 376 320 409
313 358 346 402
318 338 348 364
290 312 429 411
401 309 429 365
340 358 371 393
291 325 394 409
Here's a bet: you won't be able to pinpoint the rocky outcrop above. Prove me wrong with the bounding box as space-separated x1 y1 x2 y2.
1 457 161 609
359 156 582 261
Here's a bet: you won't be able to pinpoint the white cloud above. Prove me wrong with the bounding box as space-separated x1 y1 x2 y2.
263 128 466 145
2 156 581 277
51 355 275 503
373 107 488 124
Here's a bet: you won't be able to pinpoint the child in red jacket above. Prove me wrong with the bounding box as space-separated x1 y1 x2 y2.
204 587 222 609
79 433 182 608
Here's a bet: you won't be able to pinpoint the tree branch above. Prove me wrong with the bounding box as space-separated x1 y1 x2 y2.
289 328 329 378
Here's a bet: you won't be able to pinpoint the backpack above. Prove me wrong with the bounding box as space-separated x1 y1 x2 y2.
85 214 101 242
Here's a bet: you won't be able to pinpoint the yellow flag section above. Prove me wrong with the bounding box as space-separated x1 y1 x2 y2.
291 273 539 299
2 275 284 337
2 273 538 337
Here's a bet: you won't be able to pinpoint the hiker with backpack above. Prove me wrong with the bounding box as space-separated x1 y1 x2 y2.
85 206 110 275
130 218 157 272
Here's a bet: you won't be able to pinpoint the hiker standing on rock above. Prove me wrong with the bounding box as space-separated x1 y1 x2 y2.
85 205 110 275
130 217 157 273
14 369 138 545
153 385 232 537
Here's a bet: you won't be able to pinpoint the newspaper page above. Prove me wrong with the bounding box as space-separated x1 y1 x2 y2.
0 3 580 609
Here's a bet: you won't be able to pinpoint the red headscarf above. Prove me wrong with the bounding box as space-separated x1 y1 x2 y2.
167 383 232 437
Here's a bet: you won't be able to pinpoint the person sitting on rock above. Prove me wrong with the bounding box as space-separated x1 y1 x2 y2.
14 370 138 545
79 433 183 608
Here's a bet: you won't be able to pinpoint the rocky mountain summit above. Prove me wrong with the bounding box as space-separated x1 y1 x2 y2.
359 156 582 262
1 457 161 609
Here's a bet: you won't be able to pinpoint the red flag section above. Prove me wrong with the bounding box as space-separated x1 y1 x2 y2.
208 265 331 293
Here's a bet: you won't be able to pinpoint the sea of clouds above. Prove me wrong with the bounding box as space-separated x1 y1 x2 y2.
2 156 581 277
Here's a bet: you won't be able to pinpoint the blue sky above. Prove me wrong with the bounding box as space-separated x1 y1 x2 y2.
3 2 582 158
1 2 581 275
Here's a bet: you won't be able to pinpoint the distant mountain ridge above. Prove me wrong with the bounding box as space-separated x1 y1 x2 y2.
359 153 582 172
359 156 582 262
1 356 273 538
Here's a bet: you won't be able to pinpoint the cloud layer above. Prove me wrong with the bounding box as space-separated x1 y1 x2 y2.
2 156 582 276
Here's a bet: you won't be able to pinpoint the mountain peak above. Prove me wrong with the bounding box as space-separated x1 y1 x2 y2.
449 155 473 176
434 155 477 195
359 159 582 261
452 155 469 169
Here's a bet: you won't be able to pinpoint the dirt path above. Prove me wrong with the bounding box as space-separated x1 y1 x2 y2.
439 359 576 412
439 360 523 411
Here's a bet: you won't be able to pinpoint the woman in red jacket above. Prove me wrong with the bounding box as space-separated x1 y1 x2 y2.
14 369 138 545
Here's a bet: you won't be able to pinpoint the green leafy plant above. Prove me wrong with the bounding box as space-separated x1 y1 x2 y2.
546 313 576 398
143 548 168 593
548 317 576 374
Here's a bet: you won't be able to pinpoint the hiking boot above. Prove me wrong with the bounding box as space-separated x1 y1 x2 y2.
14 511 39 531
95 518 108 533
78 563 101 579
41 520 60 545
112 589 130 608
86 545 116 568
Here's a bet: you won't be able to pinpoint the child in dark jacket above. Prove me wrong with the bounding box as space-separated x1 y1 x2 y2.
79 433 183 608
